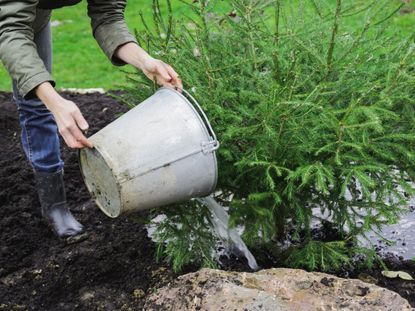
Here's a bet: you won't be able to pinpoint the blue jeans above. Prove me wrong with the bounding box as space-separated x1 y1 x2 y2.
12 20 64 173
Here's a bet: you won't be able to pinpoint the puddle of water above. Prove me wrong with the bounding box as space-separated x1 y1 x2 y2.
313 187 415 260
362 201 415 259
312 206 415 260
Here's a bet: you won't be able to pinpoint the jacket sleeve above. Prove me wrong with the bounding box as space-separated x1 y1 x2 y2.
0 0 54 98
87 0 137 66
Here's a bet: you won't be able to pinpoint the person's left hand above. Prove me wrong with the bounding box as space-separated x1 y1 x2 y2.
140 57 182 90
115 42 183 90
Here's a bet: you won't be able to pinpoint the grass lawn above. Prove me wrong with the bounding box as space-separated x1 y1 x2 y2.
0 0 413 91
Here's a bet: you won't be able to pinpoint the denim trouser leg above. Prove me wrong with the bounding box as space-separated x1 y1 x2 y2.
12 21 64 173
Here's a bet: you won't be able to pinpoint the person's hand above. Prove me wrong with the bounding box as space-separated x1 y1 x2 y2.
49 98 93 149
36 82 93 149
115 42 183 90
140 57 183 90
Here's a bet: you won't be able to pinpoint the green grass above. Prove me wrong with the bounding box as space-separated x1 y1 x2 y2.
0 0 413 91
0 1 196 91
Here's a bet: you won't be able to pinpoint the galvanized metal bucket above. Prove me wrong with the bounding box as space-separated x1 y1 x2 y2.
79 87 219 218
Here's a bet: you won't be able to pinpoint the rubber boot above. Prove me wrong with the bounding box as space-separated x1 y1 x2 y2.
34 170 84 238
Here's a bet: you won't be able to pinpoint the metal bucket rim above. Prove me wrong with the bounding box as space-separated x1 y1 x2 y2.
157 87 218 146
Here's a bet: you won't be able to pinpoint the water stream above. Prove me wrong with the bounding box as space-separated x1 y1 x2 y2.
146 197 260 271
197 196 259 271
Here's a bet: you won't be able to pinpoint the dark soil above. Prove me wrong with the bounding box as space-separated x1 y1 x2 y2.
0 91 414 310
0 92 175 311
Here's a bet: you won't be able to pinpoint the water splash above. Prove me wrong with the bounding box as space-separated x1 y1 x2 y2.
198 196 259 271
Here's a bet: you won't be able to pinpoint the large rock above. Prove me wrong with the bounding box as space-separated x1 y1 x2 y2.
145 268 413 311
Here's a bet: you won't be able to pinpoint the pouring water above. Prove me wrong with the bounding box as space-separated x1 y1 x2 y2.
198 196 259 271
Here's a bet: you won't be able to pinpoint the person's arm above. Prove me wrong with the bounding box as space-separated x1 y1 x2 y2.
87 0 182 89
86 0 137 66
0 0 91 148
0 0 54 98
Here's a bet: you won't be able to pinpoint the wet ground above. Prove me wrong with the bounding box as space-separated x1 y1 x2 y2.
312 202 415 261
366 202 415 260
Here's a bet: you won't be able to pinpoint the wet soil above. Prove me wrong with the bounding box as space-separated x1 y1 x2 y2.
0 91 414 310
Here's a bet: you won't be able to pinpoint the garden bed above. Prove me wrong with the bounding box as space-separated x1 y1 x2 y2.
0 91 413 310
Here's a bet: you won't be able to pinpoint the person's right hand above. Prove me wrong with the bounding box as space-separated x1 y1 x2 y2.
35 82 93 149
49 98 93 149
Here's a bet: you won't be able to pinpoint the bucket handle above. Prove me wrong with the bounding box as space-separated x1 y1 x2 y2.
179 88 220 153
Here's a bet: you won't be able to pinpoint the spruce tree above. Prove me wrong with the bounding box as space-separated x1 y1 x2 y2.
123 0 415 272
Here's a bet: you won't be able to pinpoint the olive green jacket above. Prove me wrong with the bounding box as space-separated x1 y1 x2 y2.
0 0 137 98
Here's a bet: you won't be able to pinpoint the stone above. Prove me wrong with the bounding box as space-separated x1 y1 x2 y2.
133 289 146 299
59 88 106 94
144 268 413 311
80 291 95 301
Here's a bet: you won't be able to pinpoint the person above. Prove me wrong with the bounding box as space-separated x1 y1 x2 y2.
0 0 182 238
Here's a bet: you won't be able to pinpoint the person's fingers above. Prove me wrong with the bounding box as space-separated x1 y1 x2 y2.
175 77 183 92
70 125 93 148
77 135 93 148
155 62 172 83
60 127 84 149
166 65 183 91
53 100 93 149
165 64 179 79
73 109 89 131
72 109 93 148
70 109 93 148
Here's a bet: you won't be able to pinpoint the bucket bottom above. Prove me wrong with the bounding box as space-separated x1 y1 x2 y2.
80 148 122 218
